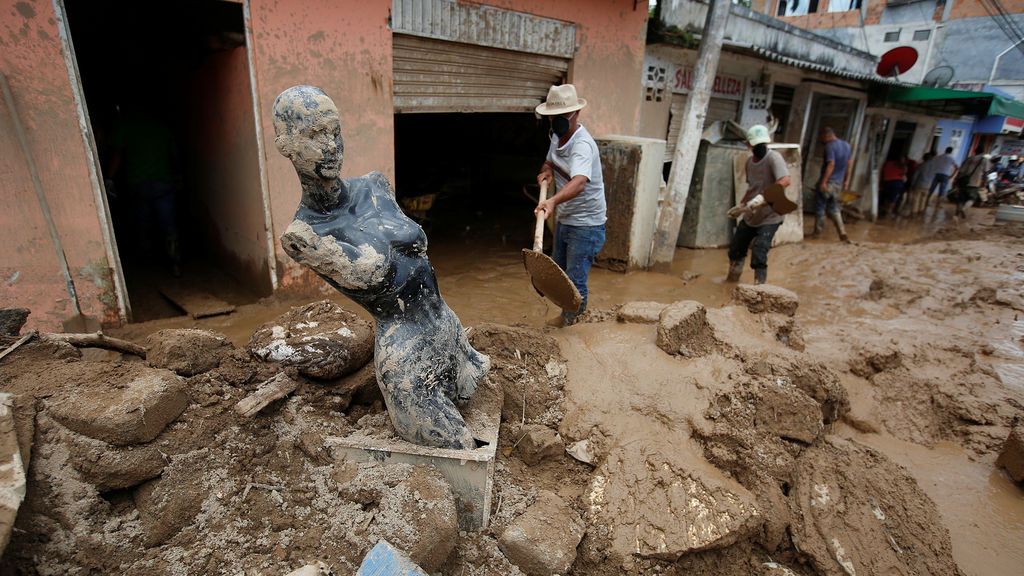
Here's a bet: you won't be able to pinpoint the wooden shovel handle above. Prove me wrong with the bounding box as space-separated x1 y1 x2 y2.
534 181 548 252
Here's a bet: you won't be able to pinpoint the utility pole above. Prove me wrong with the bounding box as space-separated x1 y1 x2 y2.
649 0 731 271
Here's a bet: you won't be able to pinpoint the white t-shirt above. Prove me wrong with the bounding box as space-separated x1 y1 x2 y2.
933 153 958 177
546 125 607 227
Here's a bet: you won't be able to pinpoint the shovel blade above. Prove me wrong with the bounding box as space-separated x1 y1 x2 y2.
522 249 582 312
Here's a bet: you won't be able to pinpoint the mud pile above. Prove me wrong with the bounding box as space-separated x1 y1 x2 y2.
1 221 1021 574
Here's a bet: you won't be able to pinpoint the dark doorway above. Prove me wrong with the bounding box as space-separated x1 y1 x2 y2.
65 0 270 322
392 113 551 259
888 121 917 160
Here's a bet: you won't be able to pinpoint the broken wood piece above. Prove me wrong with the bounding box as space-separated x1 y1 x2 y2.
0 331 37 363
43 332 147 358
234 373 300 417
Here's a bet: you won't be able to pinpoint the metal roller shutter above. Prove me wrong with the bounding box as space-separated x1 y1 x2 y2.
393 34 569 113
665 95 741 162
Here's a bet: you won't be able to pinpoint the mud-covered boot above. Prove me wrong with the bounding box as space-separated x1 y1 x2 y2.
754 268 767 285
828 212 850 244
726 260 744 282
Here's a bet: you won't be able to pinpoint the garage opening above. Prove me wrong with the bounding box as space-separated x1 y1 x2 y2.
393 112 550 256
65 0 270 322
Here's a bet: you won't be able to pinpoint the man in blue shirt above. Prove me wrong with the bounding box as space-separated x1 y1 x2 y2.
812 127 851 243
535 84 607 326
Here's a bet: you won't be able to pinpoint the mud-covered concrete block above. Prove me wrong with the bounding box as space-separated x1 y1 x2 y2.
515 424 564 466
134 452 209 547
617 301 668 324
375 466 458 572
996 424 1024 483
754 383 823 444
499 490 584 576
146 329 233 376
656 300 717 357
734 284 799 317
62 425 165 491
248 300 373 379
46 364 188 446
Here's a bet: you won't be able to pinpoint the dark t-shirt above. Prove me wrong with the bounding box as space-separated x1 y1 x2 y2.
822 139 851 185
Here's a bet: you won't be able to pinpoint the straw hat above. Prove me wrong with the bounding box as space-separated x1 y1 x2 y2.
536 84 587 116
762 182 798 215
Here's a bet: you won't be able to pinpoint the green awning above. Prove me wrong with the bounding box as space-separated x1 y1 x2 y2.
887 86 1024 120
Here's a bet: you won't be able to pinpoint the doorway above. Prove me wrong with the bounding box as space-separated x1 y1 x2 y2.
64 0 271 321
801 93 861 207
393 113 550 261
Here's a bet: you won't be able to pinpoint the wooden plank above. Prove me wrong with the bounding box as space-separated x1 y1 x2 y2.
159 284 235 319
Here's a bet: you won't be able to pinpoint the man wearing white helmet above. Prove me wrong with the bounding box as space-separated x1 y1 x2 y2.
725 124 791 284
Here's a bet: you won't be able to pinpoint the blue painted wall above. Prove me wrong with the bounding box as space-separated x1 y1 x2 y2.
935 118 975 163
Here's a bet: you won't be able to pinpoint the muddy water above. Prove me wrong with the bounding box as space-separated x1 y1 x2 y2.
837 427 1024 576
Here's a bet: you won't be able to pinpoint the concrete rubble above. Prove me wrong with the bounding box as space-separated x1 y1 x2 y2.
616 301 669 324
146 328 233 376
733 284 800 317
513 424 564 466
248 300 373 379
498 490 584 575
656 300 719 357
997 424 1024 483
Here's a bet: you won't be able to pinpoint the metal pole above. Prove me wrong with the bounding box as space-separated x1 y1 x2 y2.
989 39 1024 86
649 0 731 270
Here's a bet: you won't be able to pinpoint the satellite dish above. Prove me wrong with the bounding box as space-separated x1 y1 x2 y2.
922 65 955 87
876 46 919 77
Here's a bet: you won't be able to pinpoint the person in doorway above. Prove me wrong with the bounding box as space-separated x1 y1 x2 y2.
534 84 607 326
725 125 791 285
880 153 907 218
812 127 851 242
952 149 990 219
906 151 936 216
926 146 959 207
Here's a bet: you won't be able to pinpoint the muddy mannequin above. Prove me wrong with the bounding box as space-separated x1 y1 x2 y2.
272 85 490 450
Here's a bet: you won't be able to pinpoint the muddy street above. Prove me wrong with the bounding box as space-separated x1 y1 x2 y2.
1 209 1022 575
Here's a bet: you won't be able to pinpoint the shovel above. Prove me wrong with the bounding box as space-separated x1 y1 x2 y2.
522 181 582 312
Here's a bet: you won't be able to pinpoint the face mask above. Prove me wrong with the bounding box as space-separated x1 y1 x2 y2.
551 113 574 137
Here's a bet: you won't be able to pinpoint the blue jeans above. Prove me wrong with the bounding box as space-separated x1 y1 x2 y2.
815 181 842 218
552 222 605 321
929 173 950 198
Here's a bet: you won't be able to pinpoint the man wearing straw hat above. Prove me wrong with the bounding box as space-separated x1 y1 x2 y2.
725 124 792 285
534 84 607 326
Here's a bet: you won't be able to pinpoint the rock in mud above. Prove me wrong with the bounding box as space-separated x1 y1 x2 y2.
754 382 823 444
514 424 564 466
61 424 165 491
656 300 718 357
587 447 761 560
617 301 668 324
373 465 458 572
733 284 799 317
134 452 210 547
0 308 30 337
788 437 960 576
46 363 188 446
498 490 584 576
146 328 233 376
996 424 1024 482
848 343 903 379
248 300 373 379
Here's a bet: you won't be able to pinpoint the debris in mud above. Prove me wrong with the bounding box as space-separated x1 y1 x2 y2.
0 308 29 337
733 284 799 317
511 423 564 466
656 300 719 357
498 490 584 576
997 423 1024 483
616 301 668 324
146 328 232 376
248 300 373 379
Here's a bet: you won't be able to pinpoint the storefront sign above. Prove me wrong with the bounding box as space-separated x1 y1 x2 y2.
670 66 745 101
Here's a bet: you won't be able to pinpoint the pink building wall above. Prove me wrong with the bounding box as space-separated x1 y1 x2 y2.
0 0 118 331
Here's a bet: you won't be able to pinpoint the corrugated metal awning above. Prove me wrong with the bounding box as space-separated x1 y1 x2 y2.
737 45 904 86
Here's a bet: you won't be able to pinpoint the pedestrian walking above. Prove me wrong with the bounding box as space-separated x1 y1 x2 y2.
811 127 851 242
926 147 959 207
725 125 792 285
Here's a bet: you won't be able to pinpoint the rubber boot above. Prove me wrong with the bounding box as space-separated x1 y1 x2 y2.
754 268 767 285
726 260 744 282
811 216 824 238
828 212 849 244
